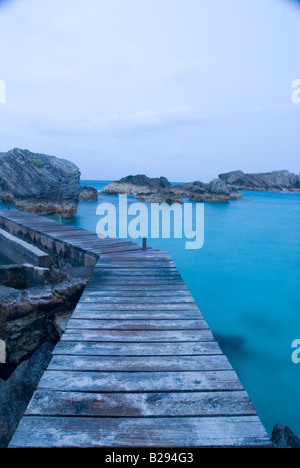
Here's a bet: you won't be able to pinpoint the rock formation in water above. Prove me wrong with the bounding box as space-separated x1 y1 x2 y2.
102 174 171 196
102 174 241 203
79 186 98 201
102 174 183 203
219 170 300 192
0 148 81 216
169 179 242 202
271 424 300 448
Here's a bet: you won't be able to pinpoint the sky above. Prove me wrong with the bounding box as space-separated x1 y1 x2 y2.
0 0 299 181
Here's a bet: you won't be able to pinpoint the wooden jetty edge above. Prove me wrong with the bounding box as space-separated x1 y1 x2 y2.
0 210 271 448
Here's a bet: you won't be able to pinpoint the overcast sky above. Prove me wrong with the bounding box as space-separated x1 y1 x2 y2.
0 0 299 181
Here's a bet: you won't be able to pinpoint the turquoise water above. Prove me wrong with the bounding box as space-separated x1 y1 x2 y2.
1 184 300 436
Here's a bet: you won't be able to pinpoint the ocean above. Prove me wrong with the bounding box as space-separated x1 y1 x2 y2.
1 182 299 436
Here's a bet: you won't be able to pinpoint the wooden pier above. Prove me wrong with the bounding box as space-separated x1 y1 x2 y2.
0 210 271 448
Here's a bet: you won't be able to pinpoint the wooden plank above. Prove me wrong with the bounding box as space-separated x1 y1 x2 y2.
77 284 189 292
8 416 271 448
90 269 181 277
82 284 189 292
91 245 144 254
94 262 176 268
53 341 223 356
75 289 193 297
86 279 187 285
61 329 214 342
48 354 231 372
25 389 256 417
38 370 243 392
74 296 196 304
71 310 202 320
72 303 200 311
66 319 209 330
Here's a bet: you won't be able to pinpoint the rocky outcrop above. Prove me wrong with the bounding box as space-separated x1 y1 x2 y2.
102 174 171 196
102 174 240 204
170 179 242 202
102 169 300 204
219 170 300 192
0 264 86 364
271 424 300 448
102 174 183 204
0 148 81 216
79 186 98 201
0 342 54 448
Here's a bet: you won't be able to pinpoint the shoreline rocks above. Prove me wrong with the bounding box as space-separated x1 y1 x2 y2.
0 148 81 217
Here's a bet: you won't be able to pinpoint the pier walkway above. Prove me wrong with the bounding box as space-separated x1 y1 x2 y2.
0 210 271 447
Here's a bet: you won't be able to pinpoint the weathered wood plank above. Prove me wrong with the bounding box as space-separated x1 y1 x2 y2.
66 319 208 330
72 303 200 311
48 354 231 372
82 284 189 292
38 370 243 392
90 269 181 277
71 311 202 320
86 278 186 286
9 416 271 448
53 341 223 356
25 390 256 417
78 284 190 292
61 329 214 342
74 296 196 304
76 290 193 297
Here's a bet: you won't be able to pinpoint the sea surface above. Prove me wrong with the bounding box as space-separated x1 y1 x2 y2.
1 182 299 437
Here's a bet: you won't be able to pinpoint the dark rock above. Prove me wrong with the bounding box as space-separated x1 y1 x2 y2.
102 175 241 204
170 181 207 198
102 174 171 196
207 178 231 195
0 342 54 448
271 424 300 448
79 186 98 201
219 170 300 192
0 148 81 216
170 180 242 202
136 192 183 204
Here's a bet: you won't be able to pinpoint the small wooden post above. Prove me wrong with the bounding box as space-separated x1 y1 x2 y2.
142 237 147 250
